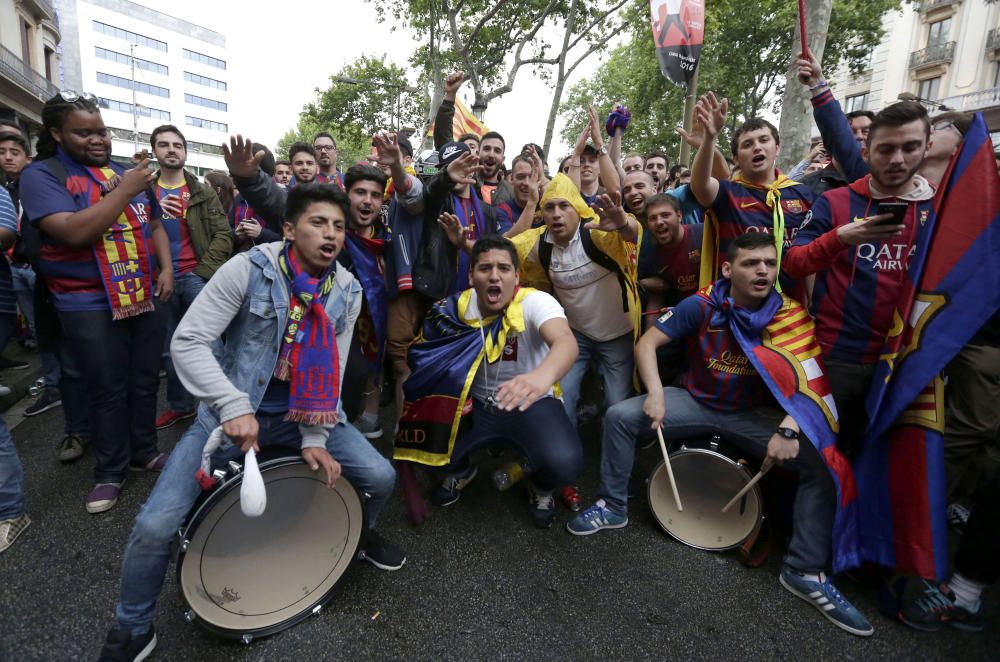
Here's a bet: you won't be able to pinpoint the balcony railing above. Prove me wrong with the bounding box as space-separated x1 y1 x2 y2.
0 45 59 103
909 42 956 69
919 0 959 12
938 87 1000 113
988 28 1000 51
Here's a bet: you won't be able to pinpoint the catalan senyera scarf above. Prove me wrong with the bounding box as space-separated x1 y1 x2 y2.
274 243 340 425
729 172 800 291
82 166 156 320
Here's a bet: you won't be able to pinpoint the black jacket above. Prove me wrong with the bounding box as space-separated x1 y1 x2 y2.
412 166 501 300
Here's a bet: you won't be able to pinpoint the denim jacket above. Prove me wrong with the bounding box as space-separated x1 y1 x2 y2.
171 242 362 442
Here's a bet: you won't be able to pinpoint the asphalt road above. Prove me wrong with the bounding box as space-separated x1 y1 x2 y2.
1 396 996 661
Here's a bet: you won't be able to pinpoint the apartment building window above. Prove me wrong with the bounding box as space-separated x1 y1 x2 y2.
183 71 227 91
184 93 227 112
20 19 31 64
97 72 170 98
183 49 226 70
186 116 227 132
95 47 168 75
927 18 951 46
93 21 167 52
98 97 171 121
844 92 870 113
44 47 54 81
917 77 941 101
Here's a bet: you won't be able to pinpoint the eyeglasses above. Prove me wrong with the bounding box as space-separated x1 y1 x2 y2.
59 90 98 104
932 120 960 135
314 144 337 151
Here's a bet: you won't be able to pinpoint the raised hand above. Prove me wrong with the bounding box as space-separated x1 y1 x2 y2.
694 92 728 140
587 104 603 148
437 211 465 247
444 71 465 100
223 134 266 179
589 190 628 232
573 114 593 157
796 51 823 87
372 131 402 168
676 120 706 151
446 151 479 185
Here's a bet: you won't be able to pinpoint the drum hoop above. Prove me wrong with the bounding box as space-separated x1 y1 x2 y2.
175 456 366 640
646 449 762 552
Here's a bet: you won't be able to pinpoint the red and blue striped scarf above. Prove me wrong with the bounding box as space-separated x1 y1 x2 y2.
273 243 340 425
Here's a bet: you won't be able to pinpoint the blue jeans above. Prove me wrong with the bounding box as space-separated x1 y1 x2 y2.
10 264 35 336
115 413 396 636
162 272 207 412
0 416 25 520
560 330 634 426
448 397 584 490
597 387 836 573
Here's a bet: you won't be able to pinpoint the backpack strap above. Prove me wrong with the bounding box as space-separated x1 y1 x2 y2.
42 156 68 187
538 225 630 314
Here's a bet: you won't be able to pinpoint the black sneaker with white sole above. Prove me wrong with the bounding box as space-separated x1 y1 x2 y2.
24 389 62 416
98 627 157 662
359 529 406 571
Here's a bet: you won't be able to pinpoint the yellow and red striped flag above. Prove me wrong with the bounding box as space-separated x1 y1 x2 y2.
427 98 490 141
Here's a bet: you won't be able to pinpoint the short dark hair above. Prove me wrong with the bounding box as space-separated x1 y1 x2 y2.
36 92 101 160
288 141 315 161
458 132 481 145
275 159 290 168
0 133 29 153
313 131 337 148
254 143 276 177
867 101 930 147
731 118 779 155
343 164 388 192
150 124 186 150
645 193 682 215
558 155 574 173
481 131 505 149
846 110 875 124
470 236 519 270
285 182 351 225
510 154 533 172
644 150 669 166
728 231 776 261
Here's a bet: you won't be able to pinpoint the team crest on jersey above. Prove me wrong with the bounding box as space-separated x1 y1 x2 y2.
657 309 674 325
919 210 929 227
781 199 805 214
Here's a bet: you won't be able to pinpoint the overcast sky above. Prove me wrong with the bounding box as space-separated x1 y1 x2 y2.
138 0 605 170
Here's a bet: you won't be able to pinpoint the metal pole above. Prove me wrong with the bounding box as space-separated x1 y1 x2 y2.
678 66 700 167
130 43 138 154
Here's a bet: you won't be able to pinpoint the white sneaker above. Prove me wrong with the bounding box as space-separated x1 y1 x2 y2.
0 384 11 397
0 513 30 553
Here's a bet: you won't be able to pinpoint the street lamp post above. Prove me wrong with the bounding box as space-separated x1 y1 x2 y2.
897 91 951 112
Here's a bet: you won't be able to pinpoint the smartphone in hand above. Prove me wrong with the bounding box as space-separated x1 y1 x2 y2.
873 202 908 226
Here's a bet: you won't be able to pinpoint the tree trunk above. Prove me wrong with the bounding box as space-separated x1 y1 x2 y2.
776 0 833 173
542 0 579 158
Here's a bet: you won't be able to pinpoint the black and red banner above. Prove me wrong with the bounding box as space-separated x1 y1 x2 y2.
649 0 705 90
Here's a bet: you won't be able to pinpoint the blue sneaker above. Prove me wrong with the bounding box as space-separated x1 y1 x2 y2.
899 580 984 632
432 465 478 507
779 567 874 637
566 499 628 536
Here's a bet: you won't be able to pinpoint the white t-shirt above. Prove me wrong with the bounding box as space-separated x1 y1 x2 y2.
463 289 566 403
542 232 634 342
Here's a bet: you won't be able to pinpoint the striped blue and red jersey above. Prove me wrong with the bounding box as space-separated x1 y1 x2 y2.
783 175 936 364
155 181 197 275
654 294 774 412
316 171 344 189
710 177 815 265
19 150 160 313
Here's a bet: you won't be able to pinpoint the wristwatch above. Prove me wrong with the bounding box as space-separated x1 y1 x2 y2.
598 144 608 156
776 426 800 440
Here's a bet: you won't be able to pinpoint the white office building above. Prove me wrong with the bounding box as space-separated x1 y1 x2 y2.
59 0 229 173
830 0 1000 145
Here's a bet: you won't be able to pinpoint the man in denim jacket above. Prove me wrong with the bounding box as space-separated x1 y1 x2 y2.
99 185 403 661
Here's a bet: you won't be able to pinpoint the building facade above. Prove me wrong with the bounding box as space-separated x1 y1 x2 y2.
0 0 61 134
830 0 1000 145
61 0 229 173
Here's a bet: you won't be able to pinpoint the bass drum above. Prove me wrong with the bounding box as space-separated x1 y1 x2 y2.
176 456 365 642
647 437 762 551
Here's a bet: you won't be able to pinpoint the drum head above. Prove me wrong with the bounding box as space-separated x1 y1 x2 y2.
177 458 365 639
648 449 761 551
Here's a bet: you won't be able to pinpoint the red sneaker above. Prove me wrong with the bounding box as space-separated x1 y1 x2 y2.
154 409 195 430
561 485 582 512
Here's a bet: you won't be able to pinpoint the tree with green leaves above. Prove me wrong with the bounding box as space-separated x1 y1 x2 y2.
277 55 424 170
560 0 900 166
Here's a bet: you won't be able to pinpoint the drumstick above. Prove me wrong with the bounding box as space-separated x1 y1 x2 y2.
656 427 683 512
721 464 771 513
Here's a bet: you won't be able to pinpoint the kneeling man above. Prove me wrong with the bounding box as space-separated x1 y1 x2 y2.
567 232 874 637
100 185 403 661
395 236 582 529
